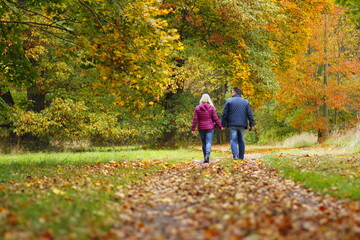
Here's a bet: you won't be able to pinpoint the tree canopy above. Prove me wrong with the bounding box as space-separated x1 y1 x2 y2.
0 0 359 149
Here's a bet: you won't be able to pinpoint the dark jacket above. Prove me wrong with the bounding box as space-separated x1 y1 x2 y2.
191 103 223 131
221 94 255 128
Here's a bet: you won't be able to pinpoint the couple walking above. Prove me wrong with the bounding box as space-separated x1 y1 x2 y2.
191 87 255 163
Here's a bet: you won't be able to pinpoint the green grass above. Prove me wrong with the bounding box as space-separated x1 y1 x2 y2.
264 152 360 200
0 147 223 182
0 146 228 239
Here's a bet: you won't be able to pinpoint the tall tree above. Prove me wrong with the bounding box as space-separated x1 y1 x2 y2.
274 2 360 141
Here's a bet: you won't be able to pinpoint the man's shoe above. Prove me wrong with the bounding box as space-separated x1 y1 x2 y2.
233 156 239 160
204 156 210 163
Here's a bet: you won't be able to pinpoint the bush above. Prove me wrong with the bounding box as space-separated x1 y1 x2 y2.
245 130 259 144
11 98 127 149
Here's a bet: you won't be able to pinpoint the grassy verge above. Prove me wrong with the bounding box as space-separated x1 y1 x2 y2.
0 146 224 182
263 151 360 200
0 146 228 239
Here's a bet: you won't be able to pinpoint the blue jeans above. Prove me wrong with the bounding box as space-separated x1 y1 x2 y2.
199 129 214 157
229 126 246 160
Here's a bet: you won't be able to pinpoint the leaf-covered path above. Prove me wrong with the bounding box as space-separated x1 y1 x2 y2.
111 155 360 240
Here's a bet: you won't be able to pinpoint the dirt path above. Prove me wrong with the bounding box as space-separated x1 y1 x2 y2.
110 152 360 240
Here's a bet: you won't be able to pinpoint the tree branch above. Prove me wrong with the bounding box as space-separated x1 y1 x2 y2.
4 0 75 32
0 20 74 34
7 0 55 22
78 0 105 32
37 28 79 46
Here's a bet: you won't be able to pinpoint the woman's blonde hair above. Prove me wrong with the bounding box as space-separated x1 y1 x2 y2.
200 94 214 107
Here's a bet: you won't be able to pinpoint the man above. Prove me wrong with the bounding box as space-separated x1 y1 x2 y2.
221 87 255 160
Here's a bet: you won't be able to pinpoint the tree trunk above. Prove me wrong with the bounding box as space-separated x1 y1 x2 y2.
160 91 178 148
0 89 15 106
334 108 338 127
27 85 46 112
159 57 187 147
319 14 329 143
215 81 228 144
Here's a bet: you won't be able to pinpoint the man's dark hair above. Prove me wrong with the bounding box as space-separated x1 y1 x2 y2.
233 87 242 95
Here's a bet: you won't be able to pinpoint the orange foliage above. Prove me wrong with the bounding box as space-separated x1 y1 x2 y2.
274 0 360 131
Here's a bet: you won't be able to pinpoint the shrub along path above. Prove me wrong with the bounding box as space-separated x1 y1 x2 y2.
111 153 360 240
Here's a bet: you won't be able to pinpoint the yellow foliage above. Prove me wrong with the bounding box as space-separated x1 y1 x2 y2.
241 80 255 97
116 101 125 107
25 46 48 61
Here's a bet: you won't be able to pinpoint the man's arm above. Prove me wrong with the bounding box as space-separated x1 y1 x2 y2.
247 103 255 129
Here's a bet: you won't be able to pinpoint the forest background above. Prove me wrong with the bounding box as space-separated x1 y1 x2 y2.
0 0 359 152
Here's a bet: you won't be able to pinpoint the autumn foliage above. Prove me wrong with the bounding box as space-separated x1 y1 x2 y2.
274 3 360 134
0 0 359 147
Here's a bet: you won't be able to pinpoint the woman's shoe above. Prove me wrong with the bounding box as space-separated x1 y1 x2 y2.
204 156 210 163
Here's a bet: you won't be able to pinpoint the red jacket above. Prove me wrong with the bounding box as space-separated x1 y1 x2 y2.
191 103 223 131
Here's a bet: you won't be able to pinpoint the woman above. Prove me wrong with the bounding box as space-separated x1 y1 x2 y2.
191 94 223 163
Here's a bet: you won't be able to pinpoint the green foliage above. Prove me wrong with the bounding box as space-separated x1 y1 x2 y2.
335 0 360 19
0 25 36 85
254 101 299 144
129 92 197 147
244 130 259 145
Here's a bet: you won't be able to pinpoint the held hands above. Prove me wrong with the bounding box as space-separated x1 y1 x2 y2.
192 128 224 134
